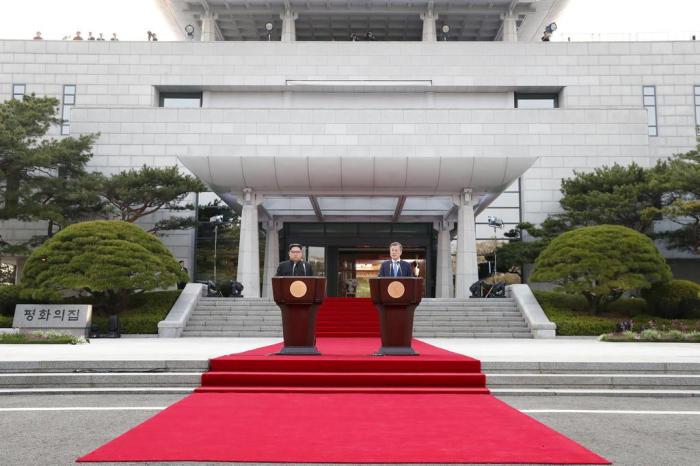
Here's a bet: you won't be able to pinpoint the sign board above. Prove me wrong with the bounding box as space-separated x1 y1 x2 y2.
13 304 92 337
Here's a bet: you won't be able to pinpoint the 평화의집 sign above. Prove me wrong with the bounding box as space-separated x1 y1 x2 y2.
13 304 93 337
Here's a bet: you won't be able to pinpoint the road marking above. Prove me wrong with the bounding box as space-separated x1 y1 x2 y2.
522 409 700 415
1 407 699 415
0 407 166 412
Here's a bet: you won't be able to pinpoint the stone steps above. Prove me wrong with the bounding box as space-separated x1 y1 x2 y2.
183 297 532 338
2 360 699 396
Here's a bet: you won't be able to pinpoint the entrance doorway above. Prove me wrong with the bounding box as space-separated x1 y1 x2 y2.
337 249 426 298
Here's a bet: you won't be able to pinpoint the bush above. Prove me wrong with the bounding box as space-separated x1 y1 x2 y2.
531 225 671 313
642 279 700 318
91 290 180 334
0 285 21 315
0 315 12 328
20 220 187 313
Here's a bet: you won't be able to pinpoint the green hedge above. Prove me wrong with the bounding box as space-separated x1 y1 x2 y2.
0 289 181 333
535 290 700 336
641 280 700 318
91 290 181 334
0 315 12 328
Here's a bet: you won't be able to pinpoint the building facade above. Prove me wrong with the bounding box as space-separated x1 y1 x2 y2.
1 0 699 296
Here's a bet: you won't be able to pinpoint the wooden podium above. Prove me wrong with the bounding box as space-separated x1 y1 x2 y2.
369 277 423 356
271 276 326 355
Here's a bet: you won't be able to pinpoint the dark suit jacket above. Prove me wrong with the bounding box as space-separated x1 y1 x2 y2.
378 259 412 277
276 260 314 276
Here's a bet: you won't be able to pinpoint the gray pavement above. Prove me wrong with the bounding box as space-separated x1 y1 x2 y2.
1 336 699 364
0 393 698 465
1 337 699 465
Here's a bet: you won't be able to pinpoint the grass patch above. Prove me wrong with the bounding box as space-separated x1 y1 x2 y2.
0 331 87 344
600 330 700 342
534 290 700 336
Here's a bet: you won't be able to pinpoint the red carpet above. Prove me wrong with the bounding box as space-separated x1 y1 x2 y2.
78 338 610 464
316 297 380 337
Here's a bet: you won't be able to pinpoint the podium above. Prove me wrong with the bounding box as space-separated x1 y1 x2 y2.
271 276 326 355
369 277 423 355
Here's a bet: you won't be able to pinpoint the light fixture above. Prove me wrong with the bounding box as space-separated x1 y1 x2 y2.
265 22 273 41
184 24 195 40
487 216 504 282
541 22 557 41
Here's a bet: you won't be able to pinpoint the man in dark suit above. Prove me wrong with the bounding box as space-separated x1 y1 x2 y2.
378 242 412 277
276 243 314 276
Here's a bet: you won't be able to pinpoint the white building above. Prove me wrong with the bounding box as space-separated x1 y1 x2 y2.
1 0 699 297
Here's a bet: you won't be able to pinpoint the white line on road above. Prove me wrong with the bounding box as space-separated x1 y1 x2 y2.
522 409 700 415
1 407 700 415
0 407 166 412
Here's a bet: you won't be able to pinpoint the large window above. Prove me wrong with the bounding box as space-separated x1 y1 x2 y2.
159 92 202 108
61 84 76 135
475 179 521 240
695 85 700 136
12 84 25 100
514 93 558 108
643 85 657 137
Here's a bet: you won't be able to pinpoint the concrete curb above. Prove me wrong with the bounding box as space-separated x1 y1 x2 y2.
158 283 206 337
507 284 556 338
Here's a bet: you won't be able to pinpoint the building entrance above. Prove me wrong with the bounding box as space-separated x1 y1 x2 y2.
337 249 426 298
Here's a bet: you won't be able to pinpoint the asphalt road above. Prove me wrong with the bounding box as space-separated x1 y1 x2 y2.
0 394 698 466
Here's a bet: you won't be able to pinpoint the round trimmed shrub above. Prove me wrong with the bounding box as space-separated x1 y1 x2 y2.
21 221 186 312
530 225 671 313
642 279 700 318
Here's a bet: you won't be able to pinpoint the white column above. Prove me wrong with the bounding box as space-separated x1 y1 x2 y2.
280 8 298 42
262 220 282 298
237 188 260 298
455 189 479 298
200 12 218 42
434 220 454 298
420 5 438 42
502 13 518 42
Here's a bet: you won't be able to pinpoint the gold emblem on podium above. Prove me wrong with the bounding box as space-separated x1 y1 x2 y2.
387 281 405 299
289 280 307 298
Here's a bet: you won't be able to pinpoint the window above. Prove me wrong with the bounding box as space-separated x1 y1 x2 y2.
514 93 558 108
159 92 202 108
12 84 25 100
61 85 76 135
643 86 657 137
694 85 700 136
475 178 522 240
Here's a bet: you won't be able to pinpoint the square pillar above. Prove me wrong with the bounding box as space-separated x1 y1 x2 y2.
237 188 260 298
420 7 438 42
201 12 218 41
280 9 298 42
501 13 518 42
262 220 282 298
455 189 479 298
434 220 454 298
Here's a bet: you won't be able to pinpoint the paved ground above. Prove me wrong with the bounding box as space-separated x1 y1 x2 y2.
1 336 700 363
2 337 699 465
1 393 698 465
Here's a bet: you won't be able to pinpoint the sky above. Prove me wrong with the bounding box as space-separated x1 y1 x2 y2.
0 0 699 42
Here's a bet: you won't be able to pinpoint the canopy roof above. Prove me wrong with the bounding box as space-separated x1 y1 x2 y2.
179 154 536 221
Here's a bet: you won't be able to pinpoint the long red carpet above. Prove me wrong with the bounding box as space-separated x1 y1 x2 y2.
316 297 380 337
79 337 609 464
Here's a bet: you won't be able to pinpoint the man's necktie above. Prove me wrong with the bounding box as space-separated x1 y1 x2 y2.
292 262 297 276
392 261 398 277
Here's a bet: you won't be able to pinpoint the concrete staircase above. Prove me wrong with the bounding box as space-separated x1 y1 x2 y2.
414 298 531 338
2 360 699 397
182 297 532 338
182 298 281 337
